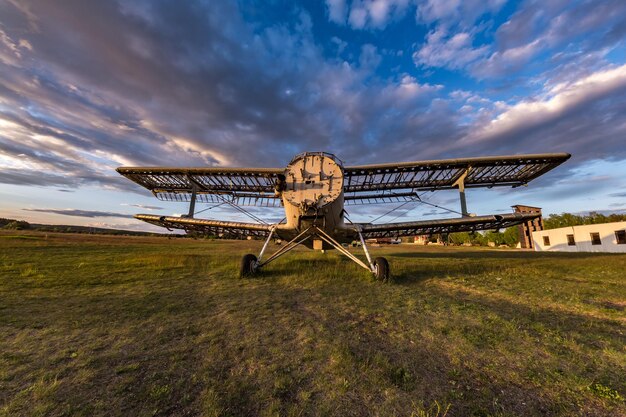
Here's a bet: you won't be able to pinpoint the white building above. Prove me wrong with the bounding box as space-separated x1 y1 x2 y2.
532 221 626 253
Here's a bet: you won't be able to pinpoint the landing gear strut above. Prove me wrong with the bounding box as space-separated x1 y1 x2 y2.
239 225 391 281
240 226 311 278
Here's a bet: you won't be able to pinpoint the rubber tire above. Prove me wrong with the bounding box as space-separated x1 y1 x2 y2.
240 254 258 277
373 257 390 282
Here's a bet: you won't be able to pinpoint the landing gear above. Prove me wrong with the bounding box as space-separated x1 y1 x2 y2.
315 227 392 282
240 226 312 277
239 226 392 282
373 257 390 282
240 254 258 277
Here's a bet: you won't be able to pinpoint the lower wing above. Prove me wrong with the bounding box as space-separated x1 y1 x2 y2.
135 214 274 238
356 212 537 239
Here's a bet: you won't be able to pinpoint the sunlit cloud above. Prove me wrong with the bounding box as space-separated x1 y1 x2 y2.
23 208 134 218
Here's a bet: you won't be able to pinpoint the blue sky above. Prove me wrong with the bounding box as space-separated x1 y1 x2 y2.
0 0 625 231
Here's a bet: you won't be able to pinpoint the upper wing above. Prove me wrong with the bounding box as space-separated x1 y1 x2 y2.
343 153 570 200
118 153 570 206
357 212 538 239
116 166 284 207
344 191 421 205
135 214 273 238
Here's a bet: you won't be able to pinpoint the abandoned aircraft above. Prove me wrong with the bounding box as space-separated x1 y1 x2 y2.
117 152 570 281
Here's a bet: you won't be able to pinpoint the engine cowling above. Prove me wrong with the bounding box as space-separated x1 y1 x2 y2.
282 152 344 212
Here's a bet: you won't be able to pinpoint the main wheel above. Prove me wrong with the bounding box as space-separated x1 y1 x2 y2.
240 254 258 277
373 257 390 282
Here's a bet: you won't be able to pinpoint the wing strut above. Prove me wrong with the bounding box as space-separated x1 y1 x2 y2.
187 182 198 218
452 167 470 217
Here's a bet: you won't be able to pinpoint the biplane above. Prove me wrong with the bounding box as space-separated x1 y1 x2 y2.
117 152 570 281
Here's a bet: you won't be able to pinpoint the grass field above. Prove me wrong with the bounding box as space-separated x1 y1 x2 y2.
1 231 625 417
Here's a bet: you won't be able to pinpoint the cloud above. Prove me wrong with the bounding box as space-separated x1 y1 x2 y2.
459 64 626 161
470 0 626 78
421 210 452 217
326 0 347 24
23 208 134 218
122 204 165 211
81 221 179 233
327 0 411 29
572 208 626 216
359 44 382 69
413 28 489 70
412 0 506 74
416 0 505 27
470 39 543 78
412 0 626 80
496 0 626 51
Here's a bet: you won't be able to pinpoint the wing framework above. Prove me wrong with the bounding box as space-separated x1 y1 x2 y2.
358 212 537 239
116 167 284 207
135 214 273 238
343 153 570 197
344 191 421 205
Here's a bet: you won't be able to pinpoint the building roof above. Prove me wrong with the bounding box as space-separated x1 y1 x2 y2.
511 204 542 210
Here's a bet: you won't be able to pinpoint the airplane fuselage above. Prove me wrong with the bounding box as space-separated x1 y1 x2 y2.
274 152 353 247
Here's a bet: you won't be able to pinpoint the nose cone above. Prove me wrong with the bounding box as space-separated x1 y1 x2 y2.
282 152 344 209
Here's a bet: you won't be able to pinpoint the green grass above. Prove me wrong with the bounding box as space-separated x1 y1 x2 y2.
0 231 625 417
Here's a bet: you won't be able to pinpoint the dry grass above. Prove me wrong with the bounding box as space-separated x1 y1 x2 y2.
0 230 625 416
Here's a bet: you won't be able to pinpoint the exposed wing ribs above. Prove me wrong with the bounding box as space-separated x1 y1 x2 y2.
116 167 283 207
344 191 420 205
343 153 570 195
358 212 538 239
135 214 273 238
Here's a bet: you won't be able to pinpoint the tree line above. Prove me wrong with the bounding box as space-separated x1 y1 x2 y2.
543 212 626 230
0 218 170 236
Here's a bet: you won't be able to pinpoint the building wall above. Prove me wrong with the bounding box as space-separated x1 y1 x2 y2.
512 205 543 249
532 221 626 253
410 235 430 245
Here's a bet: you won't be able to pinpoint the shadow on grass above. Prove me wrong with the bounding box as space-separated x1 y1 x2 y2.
392 270 447 285
391 263 501 286
248 254 506 285
255 256 365 278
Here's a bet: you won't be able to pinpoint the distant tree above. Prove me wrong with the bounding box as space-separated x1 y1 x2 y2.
544 212 626 229
470 232 487 246
449 226 519 247
484 230 506 246
3 220 30 230
502 226 519 246
0 218 15 227
449 232 471 245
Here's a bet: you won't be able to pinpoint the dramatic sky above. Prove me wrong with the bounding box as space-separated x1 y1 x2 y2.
1 0 625 231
